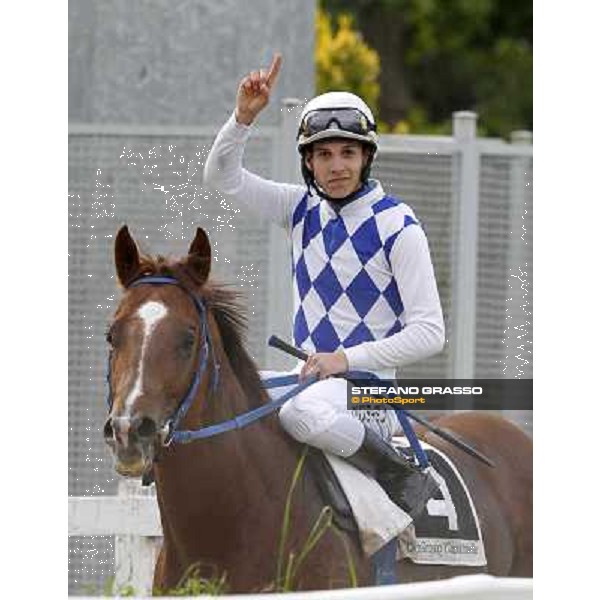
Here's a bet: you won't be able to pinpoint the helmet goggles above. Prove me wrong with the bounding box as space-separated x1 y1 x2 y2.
298 107 376 140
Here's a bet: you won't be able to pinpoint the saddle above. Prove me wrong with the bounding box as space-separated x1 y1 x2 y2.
306 444 416 535
306 448 359 535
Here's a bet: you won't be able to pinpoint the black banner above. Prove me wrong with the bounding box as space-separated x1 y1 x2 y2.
347 379 533 411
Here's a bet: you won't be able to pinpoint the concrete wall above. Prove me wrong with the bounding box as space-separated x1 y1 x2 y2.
69 0 315 126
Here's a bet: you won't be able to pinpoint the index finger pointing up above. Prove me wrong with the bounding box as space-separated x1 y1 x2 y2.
266 53 283 87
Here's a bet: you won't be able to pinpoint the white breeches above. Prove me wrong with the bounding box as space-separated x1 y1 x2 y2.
261 371 400 457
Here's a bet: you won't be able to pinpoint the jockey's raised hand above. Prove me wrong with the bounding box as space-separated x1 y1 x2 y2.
235 53 282 126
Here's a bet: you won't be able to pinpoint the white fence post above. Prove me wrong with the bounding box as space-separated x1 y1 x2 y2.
451 112 480 380
114 480 162 596
265 98 304 370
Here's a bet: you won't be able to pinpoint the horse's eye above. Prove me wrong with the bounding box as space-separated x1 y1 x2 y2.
178 328 196 357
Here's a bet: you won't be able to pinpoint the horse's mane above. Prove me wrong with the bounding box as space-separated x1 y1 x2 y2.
132 254 266 410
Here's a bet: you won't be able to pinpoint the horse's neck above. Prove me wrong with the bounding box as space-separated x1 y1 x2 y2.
153 320 309 563
154 398 303 574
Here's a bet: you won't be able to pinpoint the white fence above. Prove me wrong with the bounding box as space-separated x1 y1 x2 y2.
69 481 532 598
69 481 161 596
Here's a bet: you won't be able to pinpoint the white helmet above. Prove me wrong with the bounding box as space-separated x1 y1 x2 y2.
297 91 378 151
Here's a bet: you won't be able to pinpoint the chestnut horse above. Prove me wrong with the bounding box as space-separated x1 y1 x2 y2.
104 225 532 593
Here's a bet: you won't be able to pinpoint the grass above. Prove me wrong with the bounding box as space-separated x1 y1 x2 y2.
81 576 136 597
94 565 227 597
154 562 228 596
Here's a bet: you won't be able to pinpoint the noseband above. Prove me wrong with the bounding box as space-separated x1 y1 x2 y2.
105 275 220 446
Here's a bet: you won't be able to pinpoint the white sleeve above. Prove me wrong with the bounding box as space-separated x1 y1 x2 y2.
343 224 445 371
203 111 305 231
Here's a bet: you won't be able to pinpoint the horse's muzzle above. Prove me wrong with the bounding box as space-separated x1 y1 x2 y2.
103 414 159 477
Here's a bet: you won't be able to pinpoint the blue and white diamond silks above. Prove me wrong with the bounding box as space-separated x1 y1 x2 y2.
290 182 419 354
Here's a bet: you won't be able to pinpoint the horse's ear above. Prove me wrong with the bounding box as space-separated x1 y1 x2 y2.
115 225 140 287
186 227 211 285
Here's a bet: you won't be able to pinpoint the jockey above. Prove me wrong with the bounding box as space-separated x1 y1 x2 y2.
203 54 444 518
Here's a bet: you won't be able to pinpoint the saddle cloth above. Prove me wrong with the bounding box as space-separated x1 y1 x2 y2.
324 437 487 567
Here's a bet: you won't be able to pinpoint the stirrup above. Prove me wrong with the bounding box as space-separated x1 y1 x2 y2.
381 468 439 518
346 427 439 517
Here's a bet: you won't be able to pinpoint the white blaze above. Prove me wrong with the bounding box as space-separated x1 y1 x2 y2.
124 301 168 413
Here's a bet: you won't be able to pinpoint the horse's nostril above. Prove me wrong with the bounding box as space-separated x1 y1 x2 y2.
136 417 158 439
103 419 114 440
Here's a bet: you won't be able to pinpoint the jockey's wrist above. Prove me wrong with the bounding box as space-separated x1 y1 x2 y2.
335 350 349 373
235 108 255 126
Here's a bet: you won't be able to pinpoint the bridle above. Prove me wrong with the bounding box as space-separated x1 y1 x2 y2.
105 276 321 447
105 275 220 446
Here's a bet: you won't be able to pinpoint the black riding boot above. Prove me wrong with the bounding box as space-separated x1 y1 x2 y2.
346 427 439 519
